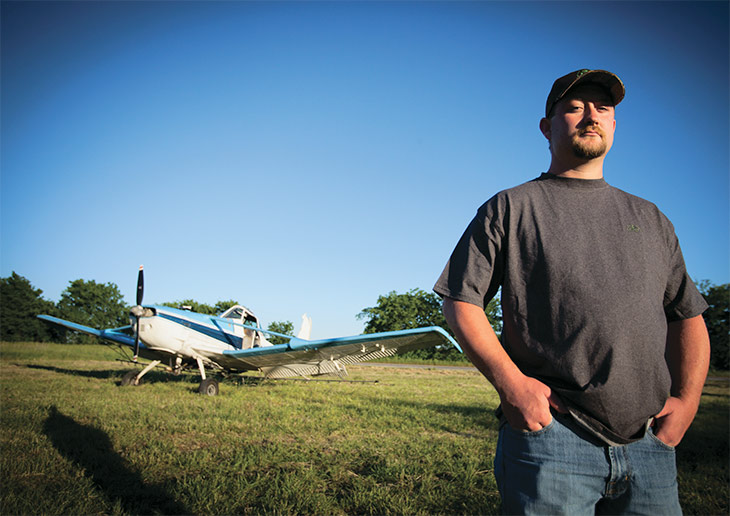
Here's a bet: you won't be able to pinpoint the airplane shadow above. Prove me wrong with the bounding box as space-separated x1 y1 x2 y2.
43 406 190 515
26 364 121 380
25 364 195 386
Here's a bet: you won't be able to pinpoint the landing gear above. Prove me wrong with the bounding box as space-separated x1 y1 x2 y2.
121 370 143 386
195 357 219 395
120 360 161 387
171 356 183 376
198 378 219 396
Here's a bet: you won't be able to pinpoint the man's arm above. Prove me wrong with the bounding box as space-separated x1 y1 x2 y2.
442 297 566 431
653 314 710 446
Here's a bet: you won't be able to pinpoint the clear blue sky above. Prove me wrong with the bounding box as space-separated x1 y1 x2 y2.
2 1 728 339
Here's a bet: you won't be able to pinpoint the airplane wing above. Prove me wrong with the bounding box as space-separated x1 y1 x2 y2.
222 326 462 378
37 315 137 348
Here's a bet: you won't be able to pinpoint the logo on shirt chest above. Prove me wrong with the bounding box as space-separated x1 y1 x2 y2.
626 224 641 233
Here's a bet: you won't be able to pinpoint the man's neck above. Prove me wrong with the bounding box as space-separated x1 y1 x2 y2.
546 156 605 179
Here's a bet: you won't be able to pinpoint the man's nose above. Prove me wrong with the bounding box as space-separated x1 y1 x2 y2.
583 104 600 122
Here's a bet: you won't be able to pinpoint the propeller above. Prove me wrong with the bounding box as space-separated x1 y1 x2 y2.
136 264 144 306
132 265 144 361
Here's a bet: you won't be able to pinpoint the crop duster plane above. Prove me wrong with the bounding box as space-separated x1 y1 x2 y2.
38 267 461 395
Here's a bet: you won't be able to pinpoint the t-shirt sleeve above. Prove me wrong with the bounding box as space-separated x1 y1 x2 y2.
663 230 708 321
433 195 505 308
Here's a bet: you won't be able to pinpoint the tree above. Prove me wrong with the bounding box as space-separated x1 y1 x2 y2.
267 320 294 345
484 295 502 336
0 272 58 342
57 279 128 344
214 299 239 315
160 300 241 316
160 300 217 314
699 282 729 370
358 289 445 333
357 288 502 361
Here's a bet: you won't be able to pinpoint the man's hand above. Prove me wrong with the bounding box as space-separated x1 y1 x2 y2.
442 298 569 432
654 314 711 447
652 396 699 447
499 374 568 432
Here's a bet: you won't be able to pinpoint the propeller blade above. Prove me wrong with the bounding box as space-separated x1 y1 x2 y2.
133 265 144 361
136 265 144 306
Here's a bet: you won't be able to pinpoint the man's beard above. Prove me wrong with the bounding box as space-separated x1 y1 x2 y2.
571 127 607 159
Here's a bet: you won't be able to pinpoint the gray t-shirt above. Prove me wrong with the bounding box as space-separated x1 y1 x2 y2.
434 173 708 443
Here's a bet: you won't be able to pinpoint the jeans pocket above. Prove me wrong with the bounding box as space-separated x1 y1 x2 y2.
506 417 556 437
647 427 676 451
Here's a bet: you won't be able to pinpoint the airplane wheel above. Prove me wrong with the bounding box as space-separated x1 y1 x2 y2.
121 370 143 386
198 379 219 396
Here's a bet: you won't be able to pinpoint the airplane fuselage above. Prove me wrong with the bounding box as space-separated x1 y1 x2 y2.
136 305 273 371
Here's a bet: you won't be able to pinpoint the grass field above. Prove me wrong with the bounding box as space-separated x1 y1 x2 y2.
1 342 728 515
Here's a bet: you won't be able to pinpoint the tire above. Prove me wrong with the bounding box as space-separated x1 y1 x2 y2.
198 378 219 396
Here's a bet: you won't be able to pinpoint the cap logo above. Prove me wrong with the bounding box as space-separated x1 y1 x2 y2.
576 69 591 78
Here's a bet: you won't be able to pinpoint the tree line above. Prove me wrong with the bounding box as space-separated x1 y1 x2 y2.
356 288 501 362
1 272 727 369
0 272 292 345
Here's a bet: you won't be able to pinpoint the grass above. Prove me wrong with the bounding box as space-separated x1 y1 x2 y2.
1 342 728 515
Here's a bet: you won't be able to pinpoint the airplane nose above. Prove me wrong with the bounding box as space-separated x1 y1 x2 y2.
130 306 156 318
130 305 146 318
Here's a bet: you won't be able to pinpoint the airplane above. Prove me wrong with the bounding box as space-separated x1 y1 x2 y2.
38 266 461 395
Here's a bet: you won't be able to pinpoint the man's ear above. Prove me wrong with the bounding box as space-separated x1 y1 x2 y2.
539 117 551 141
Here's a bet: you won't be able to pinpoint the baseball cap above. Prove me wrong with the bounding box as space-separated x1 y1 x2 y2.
545 69 625 118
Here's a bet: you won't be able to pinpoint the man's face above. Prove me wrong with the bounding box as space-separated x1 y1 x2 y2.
544 84 616 160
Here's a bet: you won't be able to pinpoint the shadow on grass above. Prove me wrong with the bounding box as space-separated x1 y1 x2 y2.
24 363 265 396
43 406 190 515
25 363 122 379
25 364 196 386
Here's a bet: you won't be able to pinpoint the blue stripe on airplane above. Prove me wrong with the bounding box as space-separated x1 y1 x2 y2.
156 312 244 349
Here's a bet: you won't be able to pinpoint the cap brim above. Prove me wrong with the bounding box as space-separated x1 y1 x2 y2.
569 70 625 106
546 69 625 118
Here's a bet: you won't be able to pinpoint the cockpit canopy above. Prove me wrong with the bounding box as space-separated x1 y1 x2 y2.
219 305 260 328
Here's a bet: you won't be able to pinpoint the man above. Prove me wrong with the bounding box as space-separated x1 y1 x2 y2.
434 69 710 515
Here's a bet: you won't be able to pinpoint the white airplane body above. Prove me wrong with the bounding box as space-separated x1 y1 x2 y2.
38 267 461 395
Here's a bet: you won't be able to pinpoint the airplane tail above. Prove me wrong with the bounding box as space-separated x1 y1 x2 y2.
296 314 312 340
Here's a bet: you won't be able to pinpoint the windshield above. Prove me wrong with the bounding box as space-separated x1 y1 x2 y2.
220 307 244 320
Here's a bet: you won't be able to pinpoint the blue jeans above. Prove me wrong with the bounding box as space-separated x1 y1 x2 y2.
494 414 682 515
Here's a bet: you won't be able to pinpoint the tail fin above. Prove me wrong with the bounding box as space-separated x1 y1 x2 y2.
296 314 312 340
